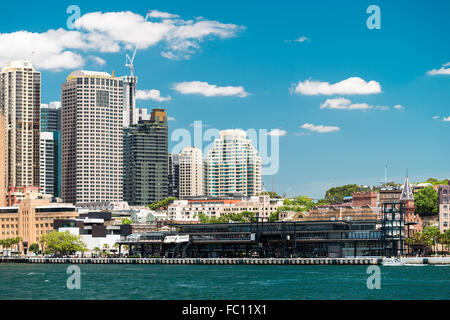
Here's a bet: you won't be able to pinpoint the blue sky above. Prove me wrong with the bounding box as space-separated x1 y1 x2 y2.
1 0 449 198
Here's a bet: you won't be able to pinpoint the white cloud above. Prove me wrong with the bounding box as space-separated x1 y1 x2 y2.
443 116 450 122
148 10 180 19
88 55 106 66
427 62 450 75
433 116 440 120
172 81 249 98
286 36 309 43
294 36 309 42
268 129 287 136
291 77 382 95
320 98 372 110
319 98 404 112
41 101 61 109
167 116 176 121
294 132 311 136
0 10 244 70
136 89 172 102
301 123 340 133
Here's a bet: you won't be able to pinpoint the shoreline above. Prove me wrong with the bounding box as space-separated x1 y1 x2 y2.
1 256 450 265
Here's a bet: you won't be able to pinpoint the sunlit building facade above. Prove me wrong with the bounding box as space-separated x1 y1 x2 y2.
0 60 41 189
206 129 261 197
61 70 123 204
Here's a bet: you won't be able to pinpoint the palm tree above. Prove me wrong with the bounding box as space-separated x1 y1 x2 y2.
103 243 110 256
112 243 119 257
93 247 101 257
0 239 4 256
2 238 14 256
13 237 22 256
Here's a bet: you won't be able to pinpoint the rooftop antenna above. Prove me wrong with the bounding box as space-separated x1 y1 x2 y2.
125 10 152 77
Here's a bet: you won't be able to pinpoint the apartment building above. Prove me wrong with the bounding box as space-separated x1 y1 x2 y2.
206 129 262 197
0 112 5 206
438 181 450 232
0 60 41 189
167 195 283 222
179 146 203 198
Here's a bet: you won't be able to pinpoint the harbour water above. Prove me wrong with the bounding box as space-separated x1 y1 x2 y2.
0 264 448 300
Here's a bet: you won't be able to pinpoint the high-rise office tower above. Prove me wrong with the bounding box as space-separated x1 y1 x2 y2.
40 102 61 131
39 132 58 196
179 146 203 198
61 70 123 204
40 102 61 198
122 76 137 127
0 60 41 189
168 153 180 198
206 129 262 197
123 109 168 205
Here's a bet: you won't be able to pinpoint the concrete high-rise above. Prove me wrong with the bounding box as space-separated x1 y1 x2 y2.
0 60 41 189
206 129 262 197
61 71 123 204
122 76 137 127
123 109 168 205
179 146 203 198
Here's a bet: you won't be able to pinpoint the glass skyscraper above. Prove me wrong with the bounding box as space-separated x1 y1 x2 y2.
123 109 168 205
40 102 61 198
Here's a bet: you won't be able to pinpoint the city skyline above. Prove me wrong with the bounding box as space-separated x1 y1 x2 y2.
0 1 449 198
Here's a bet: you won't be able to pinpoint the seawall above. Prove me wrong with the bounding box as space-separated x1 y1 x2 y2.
1 256 449 265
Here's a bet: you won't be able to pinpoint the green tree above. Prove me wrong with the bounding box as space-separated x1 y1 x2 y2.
259 191 282 199
148 197 177 210
40 231 87 256
268 211 279 222
414 186 438 216
29 243 40 255
121 217 133 225
422 178 449 186
325 184 361 203
315 198 331 206
440 229 450 253
103 243 110 256
93 246 101 257
1 237 22 256
422 226 441 255
197 211 256 224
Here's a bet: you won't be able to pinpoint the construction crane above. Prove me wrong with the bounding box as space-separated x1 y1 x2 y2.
125 10 152 77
